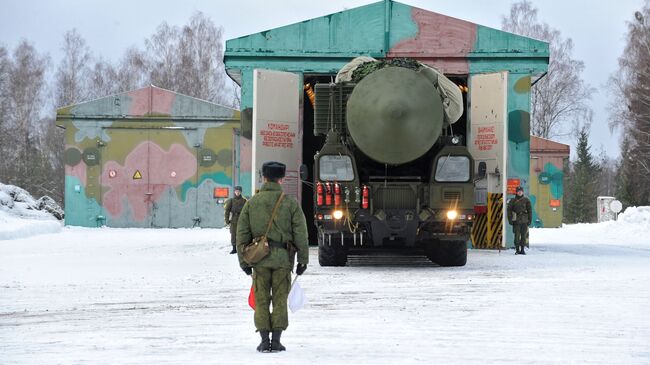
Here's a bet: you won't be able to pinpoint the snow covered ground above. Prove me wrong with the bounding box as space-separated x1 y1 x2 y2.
1 210 649 364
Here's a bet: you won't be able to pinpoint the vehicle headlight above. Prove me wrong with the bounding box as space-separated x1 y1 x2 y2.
333 210 344 220
446 210 458 220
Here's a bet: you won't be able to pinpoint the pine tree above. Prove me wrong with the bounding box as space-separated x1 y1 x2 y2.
616 136 637 207
566 127 600 223
502 1 594 139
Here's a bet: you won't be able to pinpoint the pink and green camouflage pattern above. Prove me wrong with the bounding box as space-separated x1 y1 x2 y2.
56 86 246 228
224 0 549 247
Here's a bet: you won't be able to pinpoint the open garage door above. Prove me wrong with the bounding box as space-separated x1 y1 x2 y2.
252 69 302 200
468 72 508 249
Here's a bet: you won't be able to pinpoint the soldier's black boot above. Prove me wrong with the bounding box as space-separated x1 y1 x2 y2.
515 245 521 255
271 330 286 352
520 246 526 255
229 246 237 254
256 330 270 352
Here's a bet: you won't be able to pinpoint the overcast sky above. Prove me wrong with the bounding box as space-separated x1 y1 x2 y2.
1 0 644 159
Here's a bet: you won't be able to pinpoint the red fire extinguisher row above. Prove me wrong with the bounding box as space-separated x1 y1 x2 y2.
317 182 368 208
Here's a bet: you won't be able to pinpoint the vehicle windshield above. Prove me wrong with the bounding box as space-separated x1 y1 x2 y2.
435 155 470 182
319 155 354 181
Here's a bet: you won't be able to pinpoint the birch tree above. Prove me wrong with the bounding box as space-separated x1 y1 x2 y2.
2 41 51 196
0 46 11 178
609 3 650 205
55 29 91 107
502 1 594 139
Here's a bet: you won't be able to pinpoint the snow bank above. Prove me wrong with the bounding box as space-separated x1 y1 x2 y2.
0 209 62 240
618 206 650 225
531 206 650 248
0 183 63 240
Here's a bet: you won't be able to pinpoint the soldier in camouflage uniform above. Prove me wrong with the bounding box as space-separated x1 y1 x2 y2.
507 186 532 255
224 186 247 254
236 161 309 353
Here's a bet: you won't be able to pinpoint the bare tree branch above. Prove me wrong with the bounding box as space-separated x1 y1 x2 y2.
502 1 594 140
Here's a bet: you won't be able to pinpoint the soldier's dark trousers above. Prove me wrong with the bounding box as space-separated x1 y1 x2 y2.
513 223 528 248
253 267 291 331
229 220 238 250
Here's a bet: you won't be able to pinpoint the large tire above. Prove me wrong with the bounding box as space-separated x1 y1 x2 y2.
426 240 467 267
318 232 348 267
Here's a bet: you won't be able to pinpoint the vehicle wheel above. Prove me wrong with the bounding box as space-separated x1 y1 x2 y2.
426 240 467 267
318 231 348 266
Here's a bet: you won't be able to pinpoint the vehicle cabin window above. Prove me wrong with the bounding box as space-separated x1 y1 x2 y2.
435 155 470 182
319 155 354 181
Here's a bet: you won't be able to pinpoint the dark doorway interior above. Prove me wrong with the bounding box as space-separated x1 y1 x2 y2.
299 74 467 245
301 75 332 244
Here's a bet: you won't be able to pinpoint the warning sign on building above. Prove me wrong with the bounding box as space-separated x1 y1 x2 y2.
133 170 142 180
474 125 499 152
260 122 296 149
507 178 521 195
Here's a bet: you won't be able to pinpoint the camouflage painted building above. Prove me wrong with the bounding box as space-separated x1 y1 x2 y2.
56 86 244 228
224 0 549 248
529 136 570 228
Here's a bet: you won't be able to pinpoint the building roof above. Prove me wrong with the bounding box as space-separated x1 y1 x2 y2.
530 135 570 155
224 0 549 83
56 85 239 125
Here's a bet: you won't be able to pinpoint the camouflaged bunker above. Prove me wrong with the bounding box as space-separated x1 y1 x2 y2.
56 86 247 228
225 0 550 263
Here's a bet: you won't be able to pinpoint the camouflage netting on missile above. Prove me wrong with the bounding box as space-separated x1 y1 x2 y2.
335 57 463 126
349 58 422 83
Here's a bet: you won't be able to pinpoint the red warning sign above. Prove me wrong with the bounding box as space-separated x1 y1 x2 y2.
474 125 499 151
260 122 296 149
507 178 521 195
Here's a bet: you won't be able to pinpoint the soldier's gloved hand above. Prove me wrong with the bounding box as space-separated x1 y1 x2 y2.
296 263 307 275
225 220 230 225
242 266 252 276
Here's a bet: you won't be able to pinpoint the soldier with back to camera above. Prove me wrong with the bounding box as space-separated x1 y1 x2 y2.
236 161 309 352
